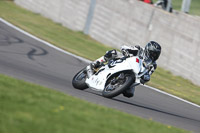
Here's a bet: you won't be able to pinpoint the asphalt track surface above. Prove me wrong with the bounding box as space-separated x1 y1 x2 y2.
0 20 200 132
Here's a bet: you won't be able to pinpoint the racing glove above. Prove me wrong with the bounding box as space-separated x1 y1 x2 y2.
104 49 117 61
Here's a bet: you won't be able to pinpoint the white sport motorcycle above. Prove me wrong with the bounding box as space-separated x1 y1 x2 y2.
72 56 150 98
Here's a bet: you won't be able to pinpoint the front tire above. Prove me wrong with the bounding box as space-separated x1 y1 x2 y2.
72 68 88 90
102 74 133 98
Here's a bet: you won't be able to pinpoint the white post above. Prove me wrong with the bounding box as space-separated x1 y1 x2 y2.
84 0 96 35
181 0 192 13
166 0 172 12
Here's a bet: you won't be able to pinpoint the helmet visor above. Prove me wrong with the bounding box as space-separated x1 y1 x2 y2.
149 50 160 61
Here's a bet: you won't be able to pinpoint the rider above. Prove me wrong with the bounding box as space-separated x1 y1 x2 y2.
87 41 161 98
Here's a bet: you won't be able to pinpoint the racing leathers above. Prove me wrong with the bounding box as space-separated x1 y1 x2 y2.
88 45 157 98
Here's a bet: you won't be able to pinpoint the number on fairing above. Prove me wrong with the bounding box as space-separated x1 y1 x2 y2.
109 60 123 67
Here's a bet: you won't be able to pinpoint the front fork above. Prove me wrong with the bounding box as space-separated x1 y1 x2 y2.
86 65 93 78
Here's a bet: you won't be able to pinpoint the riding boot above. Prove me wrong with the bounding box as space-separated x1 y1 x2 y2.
123 87 135 98
91 61 101 69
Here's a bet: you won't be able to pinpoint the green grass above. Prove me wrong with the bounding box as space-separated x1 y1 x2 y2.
0 74 188 133
0 0 200 105
172 0 200 16
148 67 200 105
153 0 200 16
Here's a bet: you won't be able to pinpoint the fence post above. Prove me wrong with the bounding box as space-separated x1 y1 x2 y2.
181 0 191 13
166 0 172 12
83 0 96 35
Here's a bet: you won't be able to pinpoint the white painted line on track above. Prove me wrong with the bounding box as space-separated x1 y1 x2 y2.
1 18 200 109
144 85 200 108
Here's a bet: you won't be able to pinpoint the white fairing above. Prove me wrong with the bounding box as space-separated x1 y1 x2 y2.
85 56 146 91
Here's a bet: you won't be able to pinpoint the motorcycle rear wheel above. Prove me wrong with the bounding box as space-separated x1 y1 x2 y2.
72 68 88 90
102 74 133 98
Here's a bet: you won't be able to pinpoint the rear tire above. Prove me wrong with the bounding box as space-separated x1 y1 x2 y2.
102 74 133 98
72 68 88 90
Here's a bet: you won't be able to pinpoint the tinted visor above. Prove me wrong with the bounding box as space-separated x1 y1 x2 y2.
149 50 160 61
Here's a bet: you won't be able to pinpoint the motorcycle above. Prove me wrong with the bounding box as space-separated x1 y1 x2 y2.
72 56 150 98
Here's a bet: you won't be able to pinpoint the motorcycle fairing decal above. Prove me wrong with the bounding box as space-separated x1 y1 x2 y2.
136 58 139 63
108 59 124 68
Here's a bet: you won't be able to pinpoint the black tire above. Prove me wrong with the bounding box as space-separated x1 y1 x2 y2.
72 68 88 90
102 74 133 98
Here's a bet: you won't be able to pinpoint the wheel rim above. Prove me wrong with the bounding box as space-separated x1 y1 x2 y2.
75 71 86 81
104 76 128 92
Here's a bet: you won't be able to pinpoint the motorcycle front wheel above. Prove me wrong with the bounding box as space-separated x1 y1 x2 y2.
72 67 88 90
102 74 133 98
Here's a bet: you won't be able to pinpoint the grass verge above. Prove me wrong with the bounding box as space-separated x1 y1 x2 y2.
172 0 200 16
153 0 200 16
0 74 188 133
0 1 200 105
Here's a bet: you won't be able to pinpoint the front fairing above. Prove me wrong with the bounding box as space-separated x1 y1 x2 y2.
85 56 143 91
126 57 143 74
